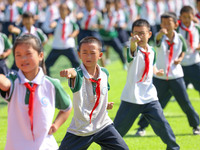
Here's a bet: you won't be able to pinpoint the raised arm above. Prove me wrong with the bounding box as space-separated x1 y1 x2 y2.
155 28 168 42
8 25 21 35
0 74 11 92
60 68 77 79
130 35 141 56
49 21 57 29
0 49 12 59
60 68 77 88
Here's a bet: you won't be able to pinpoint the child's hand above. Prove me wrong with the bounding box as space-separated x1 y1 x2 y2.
156 28 168 41
60 68 77 79
131 35 141 43
8 25 14 32
174 59 181 65
107 102 114 110
50 21 57 28
159 28 168 36
130 35 141 53
68 34 72 38
156 69 164 76
0 74 11 92
0 53 6 59
91 24 98 29
48 123 58 135
0 54 4 59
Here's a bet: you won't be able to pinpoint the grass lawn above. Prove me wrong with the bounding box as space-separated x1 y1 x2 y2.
0 41 200 149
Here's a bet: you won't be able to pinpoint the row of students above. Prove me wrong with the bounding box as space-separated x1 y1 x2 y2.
0 34 129 150
0 0 198 37
113 5 200 149
0 11 200 149
1 0 200 70
0 27 179 150
135 5 200 136
136 9 200 136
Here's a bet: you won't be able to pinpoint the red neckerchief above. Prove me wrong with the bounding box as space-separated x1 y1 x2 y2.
156 3 160 14
27 3 30 11
62 21 66 41
138 50 150 82
50 6 53 21
179 21 194 51
166 40 174 80
196 13 200 20
85 9 96 30
10 7 13 22
107 13 113 30
167 1 173 12
129 7 133 19
24 83 38 141
89 78 101 123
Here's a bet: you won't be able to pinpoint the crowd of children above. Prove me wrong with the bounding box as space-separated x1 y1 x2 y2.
0 0 197 73
1 0 200 150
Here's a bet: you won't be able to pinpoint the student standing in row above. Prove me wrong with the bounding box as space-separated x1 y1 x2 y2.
100 0 126 69
77 0 103 45
136 12 200 136
0 34 72 150
59 36 129 150
0 32 12 75
41 0 60 37
177 6 200 94
45 3 80 76
8 11 48 45
3 0 22 43
113 19 180 150
8 11 48 71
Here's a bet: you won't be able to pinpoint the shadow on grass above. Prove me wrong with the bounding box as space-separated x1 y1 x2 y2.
165 115 185 118
0 101 7 107
124 133 192 138
0 116 7 119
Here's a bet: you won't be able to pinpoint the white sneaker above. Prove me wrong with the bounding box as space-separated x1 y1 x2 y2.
135 128 146 136
123 64 128 71
193 126 200 135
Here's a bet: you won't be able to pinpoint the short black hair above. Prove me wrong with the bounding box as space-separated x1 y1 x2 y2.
79 36 102 52
161 12 177 23
22 11 34 19
180 5 194 15
59 3 71 13
106 0 113 4
131 19 150 32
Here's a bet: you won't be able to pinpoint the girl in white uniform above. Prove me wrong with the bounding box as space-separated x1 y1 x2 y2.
0 34 72 150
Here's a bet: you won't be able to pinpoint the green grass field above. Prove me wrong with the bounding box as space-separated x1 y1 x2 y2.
0 41 200 150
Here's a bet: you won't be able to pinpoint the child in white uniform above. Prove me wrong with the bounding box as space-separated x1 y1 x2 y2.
8 11 47 45
136 12 200 136
0 32 12 75
0 34 72 150
3 0 22 43
41 0 60 36
59 36 128 150
45 3 80 76
176 6 200 106
22 0 39 21
113 19 180 150
8 11 48 71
